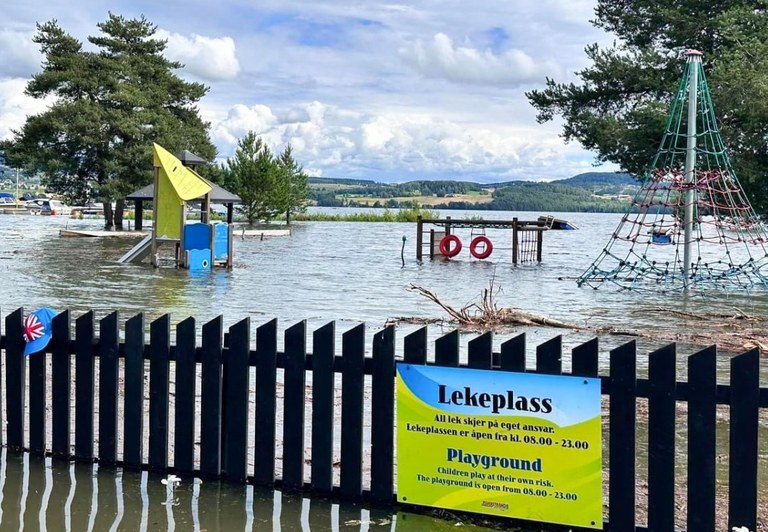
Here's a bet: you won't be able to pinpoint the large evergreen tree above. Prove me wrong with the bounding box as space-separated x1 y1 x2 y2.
526 2 768 215
3 13 216 227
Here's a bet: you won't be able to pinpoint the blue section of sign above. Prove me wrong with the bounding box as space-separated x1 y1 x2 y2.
397 364 600 427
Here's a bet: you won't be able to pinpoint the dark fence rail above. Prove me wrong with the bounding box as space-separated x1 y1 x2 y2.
0 308 766 531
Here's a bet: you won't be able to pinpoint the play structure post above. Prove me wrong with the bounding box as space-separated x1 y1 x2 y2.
416 216 423 261
682 50 701 289
151 166 160 268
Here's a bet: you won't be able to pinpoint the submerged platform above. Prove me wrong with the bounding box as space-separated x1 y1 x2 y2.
60 228 291 238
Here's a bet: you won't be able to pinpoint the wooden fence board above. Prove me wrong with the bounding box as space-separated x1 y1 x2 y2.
254 319 278 486
403 326 427 364
311 322 335 495
148 314 170 470
648 343 676 531
500 333 526 372
51 310 71 457
536 335 562 374
174 317 197 476
728 349 760 530
98 312 120 464
687 345 717 532
572 337 598 377
74 311 95 460
608 341 637 530
340 324 365 500
371 326 395 504
224 318 250 483
434 330 459 367
467 331 492 369
123 314 145 468
282 321 308 492
5 309 24 449
200 316 223 477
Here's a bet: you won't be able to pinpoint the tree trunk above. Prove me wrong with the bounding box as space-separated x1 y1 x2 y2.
104 201 115 229
115 199 125 230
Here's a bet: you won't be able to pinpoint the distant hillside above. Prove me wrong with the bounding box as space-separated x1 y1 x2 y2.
309 177 377 186
551 171 636 187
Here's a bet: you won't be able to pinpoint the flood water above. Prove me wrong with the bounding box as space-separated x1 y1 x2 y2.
0 449 485 532
2 208 768 369
0 208 767 529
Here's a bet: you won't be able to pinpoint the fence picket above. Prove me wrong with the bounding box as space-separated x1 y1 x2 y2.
572 337 598 377
148 314 170 470
282 320 307 492
648 343 676 531
29 313 46 454
224 318 250 483
5 308 24 450
687 345 717 531
371 326 395 504
608 340 637 530
311 322 335 495
51 310 71 457
200 316 223 478
74 311 95 460
500 333 526 372
98 312 120 464
728 349 760 530
467 331 492 369
536 335 562 374
340 324 365 500
254 319 278 486
174 317 197 476
123 314 145 468
404 326 427 364
434 330 459 367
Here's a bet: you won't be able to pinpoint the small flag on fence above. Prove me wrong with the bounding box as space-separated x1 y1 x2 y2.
23 307 56 356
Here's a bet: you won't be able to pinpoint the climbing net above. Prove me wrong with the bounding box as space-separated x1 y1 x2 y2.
578 54 768 291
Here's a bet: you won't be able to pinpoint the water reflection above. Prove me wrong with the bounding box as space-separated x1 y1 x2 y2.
0 450 491 531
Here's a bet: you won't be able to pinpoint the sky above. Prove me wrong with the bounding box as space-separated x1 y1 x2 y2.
0 0 620 183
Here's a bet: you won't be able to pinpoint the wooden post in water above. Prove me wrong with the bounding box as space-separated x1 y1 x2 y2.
416 216 423 261
429 229 435 259
512 217 519 265
537 228 543 262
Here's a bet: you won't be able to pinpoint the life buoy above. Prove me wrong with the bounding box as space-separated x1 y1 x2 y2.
470 236 493 259
439 234 462 257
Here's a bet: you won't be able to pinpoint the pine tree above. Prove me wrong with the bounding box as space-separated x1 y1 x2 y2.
277 144 309 225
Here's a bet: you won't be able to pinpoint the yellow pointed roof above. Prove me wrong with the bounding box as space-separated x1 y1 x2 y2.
153 143 212 201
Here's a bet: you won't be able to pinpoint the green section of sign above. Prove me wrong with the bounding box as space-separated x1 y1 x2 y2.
396 366 602 529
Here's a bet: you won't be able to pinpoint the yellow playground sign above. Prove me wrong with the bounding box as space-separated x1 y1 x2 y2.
396 364 603 529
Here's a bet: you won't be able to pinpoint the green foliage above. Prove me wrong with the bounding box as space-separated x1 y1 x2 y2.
3 13 216 222
278 144 310 224
292 206 437 222
526 1 768 216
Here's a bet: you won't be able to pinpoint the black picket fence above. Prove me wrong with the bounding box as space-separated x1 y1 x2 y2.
0 308 765 531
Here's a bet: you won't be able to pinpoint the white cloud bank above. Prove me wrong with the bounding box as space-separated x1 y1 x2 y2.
400 33 560 86
0 30 41 79
157 30 241 81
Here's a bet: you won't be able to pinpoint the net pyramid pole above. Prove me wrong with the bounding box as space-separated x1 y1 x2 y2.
682 50 702 289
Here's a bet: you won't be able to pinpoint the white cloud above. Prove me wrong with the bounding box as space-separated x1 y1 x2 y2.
400 32 561 86
209 101 600 181
0 30 41 79
157 30 241 81
0 78 54 140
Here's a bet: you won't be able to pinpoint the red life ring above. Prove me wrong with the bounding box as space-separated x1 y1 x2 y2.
470 236 493 259
439 234 462 257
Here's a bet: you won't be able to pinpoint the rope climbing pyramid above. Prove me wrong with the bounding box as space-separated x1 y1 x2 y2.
578 50 768 291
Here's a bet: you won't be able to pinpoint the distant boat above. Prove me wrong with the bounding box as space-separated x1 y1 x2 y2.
26 199 72 216
538 215 578 230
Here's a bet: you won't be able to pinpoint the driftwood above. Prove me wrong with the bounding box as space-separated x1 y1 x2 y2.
406 283 576 330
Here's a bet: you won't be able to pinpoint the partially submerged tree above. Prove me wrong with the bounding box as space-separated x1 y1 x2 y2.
4 13 216 228
278 143 309 225
225 133 288 224
526 2 768 215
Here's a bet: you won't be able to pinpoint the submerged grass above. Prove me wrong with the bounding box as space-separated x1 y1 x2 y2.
290 206 438 222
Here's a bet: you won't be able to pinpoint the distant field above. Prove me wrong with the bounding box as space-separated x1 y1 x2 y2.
350 193 494 206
